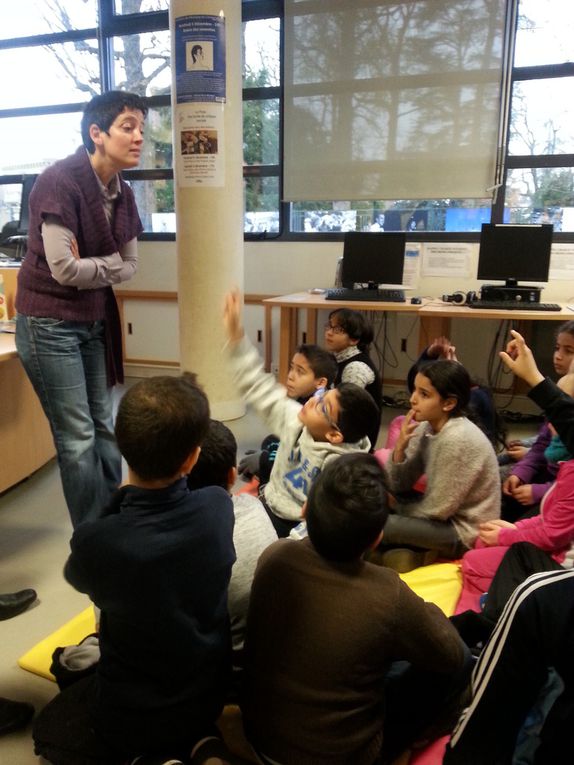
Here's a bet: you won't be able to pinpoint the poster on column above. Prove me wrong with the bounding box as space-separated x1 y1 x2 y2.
174 14 226 187
174 15 226 104
176 105 224 187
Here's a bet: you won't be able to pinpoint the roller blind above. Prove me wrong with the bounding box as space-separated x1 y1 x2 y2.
284 0 510 201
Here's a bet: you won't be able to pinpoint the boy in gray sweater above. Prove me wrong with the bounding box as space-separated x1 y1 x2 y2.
187 419 277 674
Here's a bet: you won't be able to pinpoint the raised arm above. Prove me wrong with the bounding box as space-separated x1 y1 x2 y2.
223 289 300 435
223 288 244 346
499 329 544 388
500 330 574 453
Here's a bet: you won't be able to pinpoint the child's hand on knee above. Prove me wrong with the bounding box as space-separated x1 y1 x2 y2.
478 519 516 546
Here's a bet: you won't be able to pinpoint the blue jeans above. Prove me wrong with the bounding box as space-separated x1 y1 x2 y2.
16 315 121 528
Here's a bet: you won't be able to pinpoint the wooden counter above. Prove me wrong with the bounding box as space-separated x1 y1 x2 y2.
0 333 55 493
0 266 18 319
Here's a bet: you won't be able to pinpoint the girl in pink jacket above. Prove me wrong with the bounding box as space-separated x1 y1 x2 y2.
462 373 574 597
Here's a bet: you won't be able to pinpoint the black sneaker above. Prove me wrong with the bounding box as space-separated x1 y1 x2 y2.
0 697 34 736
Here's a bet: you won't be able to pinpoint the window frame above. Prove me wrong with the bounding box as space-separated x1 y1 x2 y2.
0 1 573 242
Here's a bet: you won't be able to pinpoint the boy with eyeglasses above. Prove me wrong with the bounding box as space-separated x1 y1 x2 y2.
238 343 338 484
224 290 378 537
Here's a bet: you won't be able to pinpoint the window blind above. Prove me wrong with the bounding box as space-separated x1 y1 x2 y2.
284 0 510 201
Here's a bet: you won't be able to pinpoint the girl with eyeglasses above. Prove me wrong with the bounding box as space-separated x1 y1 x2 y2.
324 308 382 449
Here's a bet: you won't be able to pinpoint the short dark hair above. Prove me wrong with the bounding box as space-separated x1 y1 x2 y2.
187 420 237 491
81 91 148 153
416 359 471 416
296 344 338 387
306 453 389 562
328 308 374 351
115 372 210 481
336 383 380 443
557 320 574 339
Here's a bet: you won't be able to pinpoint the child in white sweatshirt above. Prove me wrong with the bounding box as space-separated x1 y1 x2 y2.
224 290 379 536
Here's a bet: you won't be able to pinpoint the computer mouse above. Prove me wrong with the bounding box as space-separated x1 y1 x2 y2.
308 288 326 294
410 296 422 305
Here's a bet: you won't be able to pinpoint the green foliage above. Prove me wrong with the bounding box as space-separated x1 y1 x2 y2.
535 168 574 209
243 64 279 213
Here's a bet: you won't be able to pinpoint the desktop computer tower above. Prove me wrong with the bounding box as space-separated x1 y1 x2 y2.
480 284 542 303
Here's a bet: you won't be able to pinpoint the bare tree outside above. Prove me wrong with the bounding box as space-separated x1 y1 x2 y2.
42 0 172 229
505 7 574 227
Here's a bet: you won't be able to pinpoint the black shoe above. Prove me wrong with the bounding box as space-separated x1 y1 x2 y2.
0 697 34 736
0 589 37 621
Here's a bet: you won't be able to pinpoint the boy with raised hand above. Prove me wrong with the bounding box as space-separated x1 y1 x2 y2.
223 289 379 537
241 453 471 765
33 373 236 765
238 343 338 483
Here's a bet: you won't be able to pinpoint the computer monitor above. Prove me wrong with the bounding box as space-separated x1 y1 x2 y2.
477 223 553 287
17 175 37 235
341 232 405 289
0 175 36 262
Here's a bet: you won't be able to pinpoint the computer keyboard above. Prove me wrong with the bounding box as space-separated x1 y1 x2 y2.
325 287 406 303
468 300 562 312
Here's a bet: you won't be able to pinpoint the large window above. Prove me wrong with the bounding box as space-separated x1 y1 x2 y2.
287 0 574 237
0 0 573 241
503 0 574 233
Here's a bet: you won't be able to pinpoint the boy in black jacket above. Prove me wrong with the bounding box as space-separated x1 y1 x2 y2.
33 373 236 765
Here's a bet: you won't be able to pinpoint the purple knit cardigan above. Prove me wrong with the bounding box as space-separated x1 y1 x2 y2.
16 147 143 383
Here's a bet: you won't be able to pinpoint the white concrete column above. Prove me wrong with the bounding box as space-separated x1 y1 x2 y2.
170 0 244 420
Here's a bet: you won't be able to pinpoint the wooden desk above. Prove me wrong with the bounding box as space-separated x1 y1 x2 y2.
0 266 18 319
263 292 421 380
417 300 573 347
0 333 55 493
264 293 572 382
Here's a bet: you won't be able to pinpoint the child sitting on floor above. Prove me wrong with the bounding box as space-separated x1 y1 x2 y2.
324 307 383 447
499 320 574 521
241 452 472 765
238 344 337 484
381 335 505 458
187 419 277 679
461 372 574 602
380 359 500 573
33 373 237 765
224 290 379 537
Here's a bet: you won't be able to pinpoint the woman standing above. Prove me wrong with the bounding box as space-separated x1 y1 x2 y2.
16 91 147 527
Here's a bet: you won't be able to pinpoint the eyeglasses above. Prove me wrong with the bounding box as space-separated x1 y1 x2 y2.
324 322 346 334
313 388 341 432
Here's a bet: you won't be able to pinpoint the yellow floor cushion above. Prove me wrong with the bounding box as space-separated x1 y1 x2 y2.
400 561 462 617
18 606 97 681
19 562 461 681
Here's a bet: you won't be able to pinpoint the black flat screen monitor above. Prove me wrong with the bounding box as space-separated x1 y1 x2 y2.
17 175 37 235
477 223 553 287
342 232 405 288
